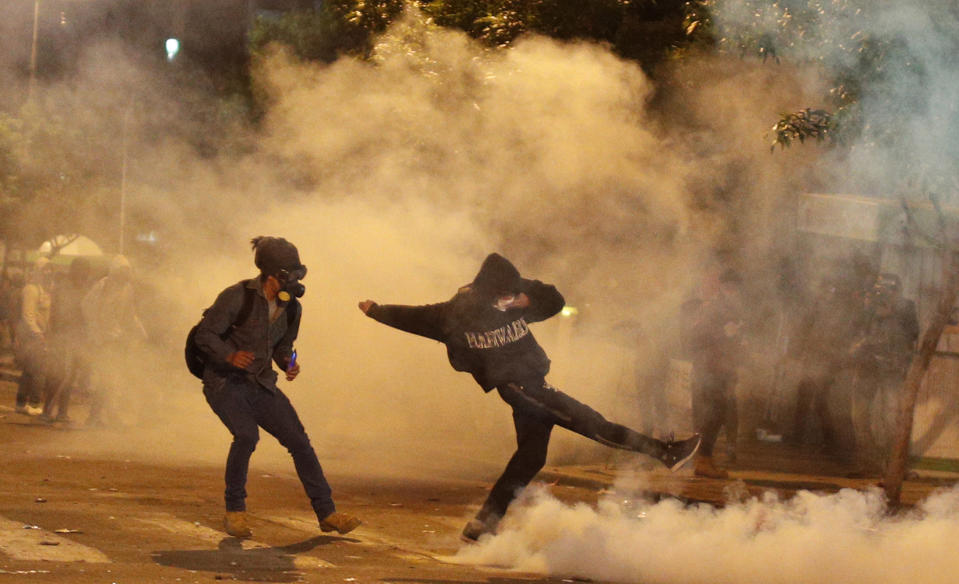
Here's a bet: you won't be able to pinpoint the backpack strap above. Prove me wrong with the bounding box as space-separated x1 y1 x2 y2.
232 280 256 331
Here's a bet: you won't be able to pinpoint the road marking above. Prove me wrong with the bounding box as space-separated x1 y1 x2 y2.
0 515 110 563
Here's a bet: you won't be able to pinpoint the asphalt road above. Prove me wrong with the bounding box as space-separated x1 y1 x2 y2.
4 366 957 584
0 378 605 584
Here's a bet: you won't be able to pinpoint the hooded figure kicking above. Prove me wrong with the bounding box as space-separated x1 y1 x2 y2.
358 253 701 542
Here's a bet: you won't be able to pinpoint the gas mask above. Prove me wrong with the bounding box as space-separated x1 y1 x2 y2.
276 266 307 304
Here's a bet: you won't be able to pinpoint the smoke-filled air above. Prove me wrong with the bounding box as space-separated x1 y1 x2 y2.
5 0 959 581
11 6 824 475
455 479 959 584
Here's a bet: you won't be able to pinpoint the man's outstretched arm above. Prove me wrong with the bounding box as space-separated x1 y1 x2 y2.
359 300 447 342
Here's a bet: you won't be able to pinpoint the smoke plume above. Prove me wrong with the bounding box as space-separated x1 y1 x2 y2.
455 481 959 584
12 8 820 480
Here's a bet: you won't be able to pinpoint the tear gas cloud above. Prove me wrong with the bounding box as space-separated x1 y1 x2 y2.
456 480 959 584
6 3 956 582
16 10 822 478
709 0 959 200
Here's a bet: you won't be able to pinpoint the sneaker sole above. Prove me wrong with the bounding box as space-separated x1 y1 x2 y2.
668 436 702 472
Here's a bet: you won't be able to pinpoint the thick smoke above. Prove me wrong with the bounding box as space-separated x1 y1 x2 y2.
709 0 959 200
455 481 959 584
15 9 821 479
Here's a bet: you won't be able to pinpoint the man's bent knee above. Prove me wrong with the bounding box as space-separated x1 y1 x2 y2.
233 432 259 453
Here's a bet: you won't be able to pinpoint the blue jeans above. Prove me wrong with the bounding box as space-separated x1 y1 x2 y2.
204 375 335 519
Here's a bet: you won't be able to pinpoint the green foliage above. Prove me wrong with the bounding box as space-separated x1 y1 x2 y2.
770 108 832 150
248 0 700 73
0 114 24 200
250 9 347 62
420 0 534 46
687 0 957 163
420 0 694 71
0 100 121 248
249 0 406 63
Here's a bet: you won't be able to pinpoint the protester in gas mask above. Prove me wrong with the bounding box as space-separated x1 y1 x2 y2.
850 272 919 474
358 253 701 543
195 236 360 539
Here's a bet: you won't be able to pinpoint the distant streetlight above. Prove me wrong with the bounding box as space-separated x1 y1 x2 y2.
165 38 181 61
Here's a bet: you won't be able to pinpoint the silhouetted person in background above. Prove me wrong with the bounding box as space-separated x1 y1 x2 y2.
611 319 670 437
81 255 148 427
359 253 701 543
0 271 21 353
689 269 745 479
41 257 93 423
15 257 54 416
850 273 918 473
786 276 860 460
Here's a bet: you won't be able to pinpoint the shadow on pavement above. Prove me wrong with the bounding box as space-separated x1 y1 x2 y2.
153 534 351 583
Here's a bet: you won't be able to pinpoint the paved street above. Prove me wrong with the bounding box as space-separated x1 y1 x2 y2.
2 364 957 583
0 374 609 584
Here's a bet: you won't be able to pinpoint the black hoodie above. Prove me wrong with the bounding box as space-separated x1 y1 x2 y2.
365 254 565 391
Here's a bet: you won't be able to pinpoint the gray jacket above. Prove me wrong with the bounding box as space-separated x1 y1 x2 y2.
195 278 299 392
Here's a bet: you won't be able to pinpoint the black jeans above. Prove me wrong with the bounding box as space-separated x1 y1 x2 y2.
476 379 663 525
691 368 737 457
204 375 335 519
14 334 45 409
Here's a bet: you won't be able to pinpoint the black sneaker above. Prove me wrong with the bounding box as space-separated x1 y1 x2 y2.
660 434 702 471
460 518 495 543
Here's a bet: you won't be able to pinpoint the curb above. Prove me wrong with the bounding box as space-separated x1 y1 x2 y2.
538 465 716 506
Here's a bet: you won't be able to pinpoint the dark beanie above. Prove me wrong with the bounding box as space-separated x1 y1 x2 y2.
251 236 304 276
472 253 521 297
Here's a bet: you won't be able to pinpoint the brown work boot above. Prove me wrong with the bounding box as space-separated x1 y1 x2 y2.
319 511 362 535
694 455 729 479
224 511 252 538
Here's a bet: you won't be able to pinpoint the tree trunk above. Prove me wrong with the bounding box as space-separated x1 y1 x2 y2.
883 250 959 504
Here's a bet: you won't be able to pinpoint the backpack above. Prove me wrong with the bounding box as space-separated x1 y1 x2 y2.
185 282 255 379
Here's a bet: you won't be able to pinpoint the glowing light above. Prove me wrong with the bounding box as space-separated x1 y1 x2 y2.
165 38 180 62
561 306 579 317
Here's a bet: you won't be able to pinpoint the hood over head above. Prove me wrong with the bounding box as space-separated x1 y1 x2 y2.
471 253 522 299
